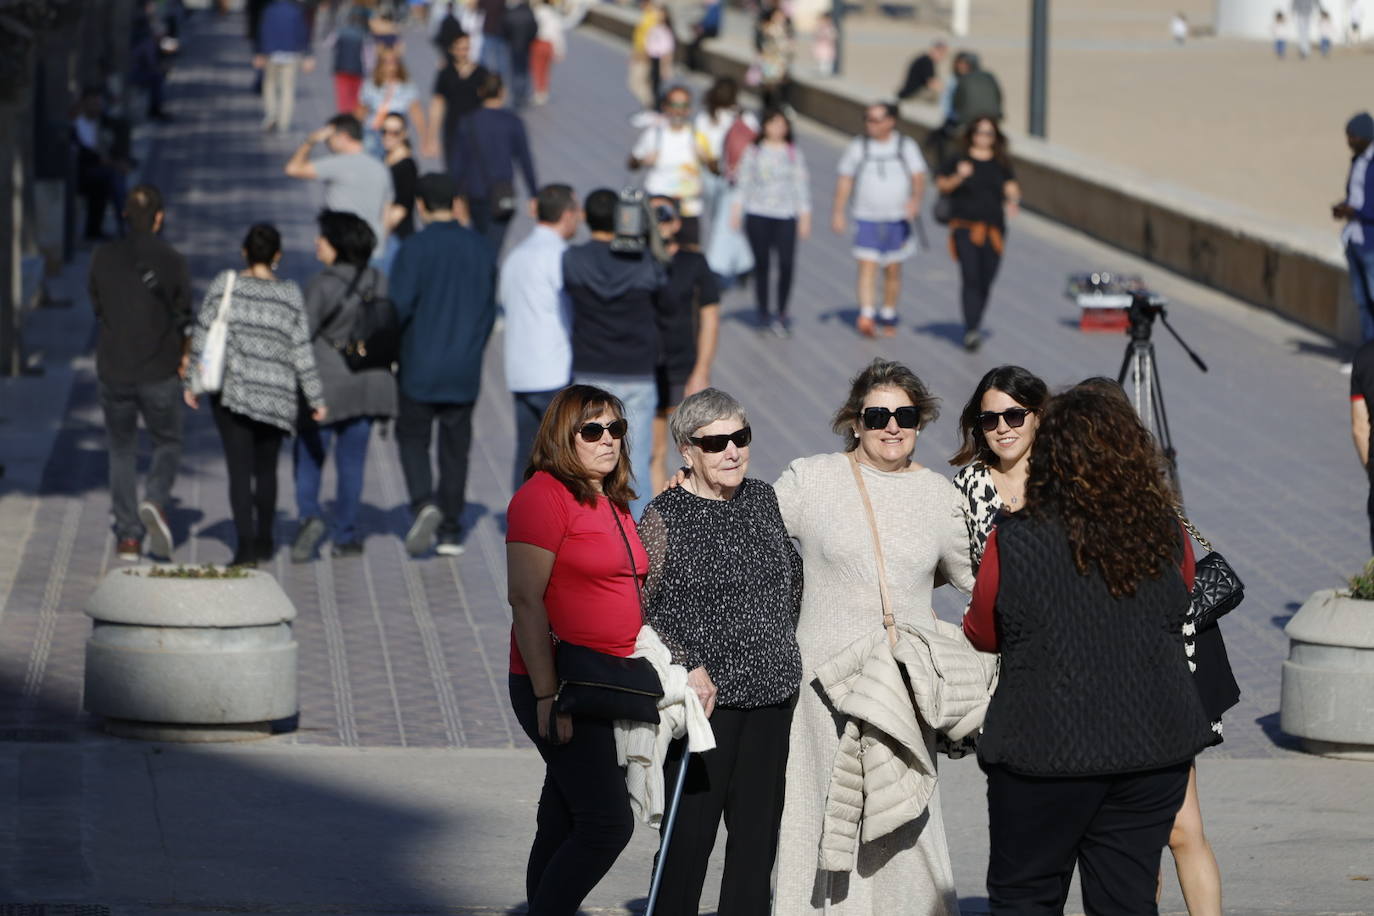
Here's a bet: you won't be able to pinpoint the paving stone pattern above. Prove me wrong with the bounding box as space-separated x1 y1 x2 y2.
0 13 1364 759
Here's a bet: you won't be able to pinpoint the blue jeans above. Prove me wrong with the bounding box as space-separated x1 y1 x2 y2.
294 417 374 544
480 35 512 93
573 374 656 520
1346 243 1374 342
513 388 562 493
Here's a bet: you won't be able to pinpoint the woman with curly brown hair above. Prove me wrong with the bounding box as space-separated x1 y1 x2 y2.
963 382 1215 916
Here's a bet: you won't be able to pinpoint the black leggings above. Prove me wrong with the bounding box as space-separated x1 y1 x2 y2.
744 214 798 320
509 674 635 915
211 398 284 550
953 226 1004 333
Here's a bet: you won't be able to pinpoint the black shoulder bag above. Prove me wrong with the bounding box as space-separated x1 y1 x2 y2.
548 499 664 736
314 267 402 372
1177 512 1245 631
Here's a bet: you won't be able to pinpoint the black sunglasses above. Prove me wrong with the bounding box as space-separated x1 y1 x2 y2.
979 407 1033 432
578 419 628 442
688 426 752 453
861 406 920 430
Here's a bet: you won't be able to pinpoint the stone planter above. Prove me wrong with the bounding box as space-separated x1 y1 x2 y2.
1280 589 1374 760
84 567 298 742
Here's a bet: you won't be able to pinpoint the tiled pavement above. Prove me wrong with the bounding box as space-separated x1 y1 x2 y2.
0 11 1365 761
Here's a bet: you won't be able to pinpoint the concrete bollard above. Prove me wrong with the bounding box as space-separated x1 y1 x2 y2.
1280 589 1374 761
83 566 298 742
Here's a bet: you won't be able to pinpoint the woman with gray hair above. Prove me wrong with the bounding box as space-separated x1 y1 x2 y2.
638 387 803 916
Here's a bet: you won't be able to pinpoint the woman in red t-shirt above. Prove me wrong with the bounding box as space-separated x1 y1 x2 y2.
506 384 648 914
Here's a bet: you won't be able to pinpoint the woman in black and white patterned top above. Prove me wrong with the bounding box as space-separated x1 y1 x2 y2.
638 387 801 916
950 365 1048 572
186 223 326 567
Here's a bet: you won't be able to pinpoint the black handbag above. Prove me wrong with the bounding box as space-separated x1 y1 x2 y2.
932 193 953 225
1177 513 1244 631
548 500 663 735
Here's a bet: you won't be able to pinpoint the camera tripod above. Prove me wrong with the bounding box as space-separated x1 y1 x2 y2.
1116 294 1208 490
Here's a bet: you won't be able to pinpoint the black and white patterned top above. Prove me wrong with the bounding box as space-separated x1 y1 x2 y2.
639 478 803 708
953 462 1003 574
189 271 325 433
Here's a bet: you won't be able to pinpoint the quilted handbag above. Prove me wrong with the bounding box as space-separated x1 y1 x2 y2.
1177 512 1244 631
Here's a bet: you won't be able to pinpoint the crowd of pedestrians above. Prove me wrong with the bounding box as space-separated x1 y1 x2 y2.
84 5 1249 915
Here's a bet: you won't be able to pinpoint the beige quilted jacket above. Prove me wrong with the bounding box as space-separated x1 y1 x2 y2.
813 620 998 872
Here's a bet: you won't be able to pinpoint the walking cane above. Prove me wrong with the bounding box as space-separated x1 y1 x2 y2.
644 743 692 916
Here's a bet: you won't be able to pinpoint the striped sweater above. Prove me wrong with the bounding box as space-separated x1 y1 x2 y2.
189 271 324 432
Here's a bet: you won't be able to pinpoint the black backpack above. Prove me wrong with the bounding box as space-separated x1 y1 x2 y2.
315 267 401 372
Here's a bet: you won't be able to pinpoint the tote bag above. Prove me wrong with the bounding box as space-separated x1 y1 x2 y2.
193 270 235 395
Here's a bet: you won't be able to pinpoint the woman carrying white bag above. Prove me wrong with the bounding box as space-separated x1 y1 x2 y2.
185 223 327 567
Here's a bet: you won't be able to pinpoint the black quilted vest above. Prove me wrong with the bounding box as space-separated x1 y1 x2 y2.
977 512 1215 777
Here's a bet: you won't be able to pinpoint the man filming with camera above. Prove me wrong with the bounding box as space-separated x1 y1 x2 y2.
564 188 668 518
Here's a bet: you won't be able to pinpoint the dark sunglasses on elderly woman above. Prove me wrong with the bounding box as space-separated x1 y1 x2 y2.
978 407 1033 432
688 426 752 453
861 406 921 430
578 419 629 442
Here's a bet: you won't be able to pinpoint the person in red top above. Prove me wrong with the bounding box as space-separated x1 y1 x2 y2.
962 382 1215 916
506 384 647 915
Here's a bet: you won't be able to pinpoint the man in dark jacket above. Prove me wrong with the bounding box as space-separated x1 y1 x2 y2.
564 188 667 518
950 51 1002 127
88 184 190 562
389 173 497 556
504 0 539 109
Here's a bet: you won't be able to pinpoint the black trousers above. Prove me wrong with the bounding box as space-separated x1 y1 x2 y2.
653 697 796 916
953 227 1004 333
211 398 284 550
395 394 473 538
744 214 798 321
510 674 635 916
984 761 1191 915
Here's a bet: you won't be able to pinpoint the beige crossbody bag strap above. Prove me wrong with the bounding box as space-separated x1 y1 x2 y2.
848 451 905 647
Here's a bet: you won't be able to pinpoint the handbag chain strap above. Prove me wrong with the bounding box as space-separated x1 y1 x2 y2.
848 452 932 646
1173 507 1214 554
608 497 646 625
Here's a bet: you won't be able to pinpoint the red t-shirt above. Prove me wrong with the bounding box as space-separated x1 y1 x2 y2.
507 471 649 674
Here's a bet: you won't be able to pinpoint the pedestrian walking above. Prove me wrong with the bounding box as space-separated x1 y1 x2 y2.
89 184 190 562
500 183 580 492
1293 0 1316 57
896 38 947 101
949 364 1047 572
934 115 1021 351
184 224 327 568
629 0 671 109
478 0 511 85
629 85 713 239
647 198 720 493
831 102 928 337
291 211 398 563
450 73 538 257
640 387 802 916
71 89 130 240
564 188 667 519
379 111 419 273
811 11 837 77
1320 9 1335 55
1334 111 1374 341
530 0 570 104
425 32 490 160
771 358 973 914
686 0 722 73
1171 11 1189 44
506 385 646 914
285 114 394 262
505 0 539 109
358 48 427 158
389 173 497 556
733 108 810 336
964 383 1215 916
1351 0 1364 42
254 0 316 132
1274 11 1291 58
699 78 757 286
752 5 793 111
330 7 368 114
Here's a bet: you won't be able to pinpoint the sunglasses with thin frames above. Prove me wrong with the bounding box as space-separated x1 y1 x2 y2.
689 426 751 453
861 406 920 430
979 407 1033 432
578 419 628 442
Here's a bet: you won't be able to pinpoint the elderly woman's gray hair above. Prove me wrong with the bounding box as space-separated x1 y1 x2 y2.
671 388 749 450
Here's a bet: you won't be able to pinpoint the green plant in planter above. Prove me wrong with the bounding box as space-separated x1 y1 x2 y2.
1347 559 1374 600
126 565 251 580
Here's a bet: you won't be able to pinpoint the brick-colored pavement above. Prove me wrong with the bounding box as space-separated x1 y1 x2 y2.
0 10 1365 766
